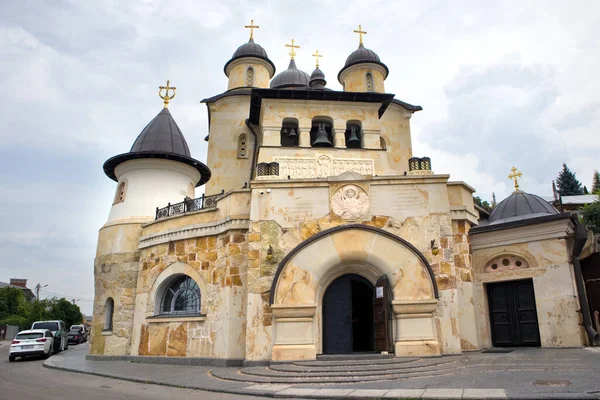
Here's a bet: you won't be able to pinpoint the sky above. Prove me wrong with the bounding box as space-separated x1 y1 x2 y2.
0 0 598 316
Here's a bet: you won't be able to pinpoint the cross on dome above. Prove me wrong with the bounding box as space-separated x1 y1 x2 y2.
508 166 523 191
244 19 259 40
158 80 176 108
285 39 300 59
312 50 323 68
353 24 367 44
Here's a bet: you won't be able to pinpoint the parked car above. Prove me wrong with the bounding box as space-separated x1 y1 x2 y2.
31 320 68 352
69 325 87 342
9 329 55 361
68 328 83 345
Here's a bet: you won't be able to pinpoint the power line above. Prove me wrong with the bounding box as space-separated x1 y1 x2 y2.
39 290 93 302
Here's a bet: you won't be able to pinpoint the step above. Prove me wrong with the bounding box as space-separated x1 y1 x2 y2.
268 358 458 374
291 356 420 367
316 353 395 361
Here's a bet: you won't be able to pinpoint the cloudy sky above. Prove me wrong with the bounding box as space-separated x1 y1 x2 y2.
0 0 598 315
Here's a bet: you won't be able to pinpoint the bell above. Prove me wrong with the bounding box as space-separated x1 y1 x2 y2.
288 127 297 138
347 125 361 147
312 122 332 147
281 127 288 135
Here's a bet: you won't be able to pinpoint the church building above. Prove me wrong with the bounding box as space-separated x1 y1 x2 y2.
91 22 597 363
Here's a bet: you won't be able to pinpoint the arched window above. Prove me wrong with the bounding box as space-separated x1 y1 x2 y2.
104 298 114 331
237 134 248 159
246 67 254 87
113 181 126 205
366 73 374 92
160 276 201 315
345 120 363 149
310 117 334 148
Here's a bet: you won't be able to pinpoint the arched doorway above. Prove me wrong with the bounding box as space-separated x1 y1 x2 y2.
323 274 374 354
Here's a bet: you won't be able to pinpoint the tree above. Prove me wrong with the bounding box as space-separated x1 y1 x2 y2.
0 287 26 320
48 298 83 328
592 170 600 194
473 196 492 210
556 163 584 196
582 198 600 234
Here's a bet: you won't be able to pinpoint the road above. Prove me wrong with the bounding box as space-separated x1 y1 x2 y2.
0 343 268 400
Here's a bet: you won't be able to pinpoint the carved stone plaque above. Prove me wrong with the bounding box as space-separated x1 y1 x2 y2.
331 184 370 220
256 154 374 180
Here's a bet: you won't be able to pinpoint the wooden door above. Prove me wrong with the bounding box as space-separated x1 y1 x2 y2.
487 279 540 347
373 275 393 353
323 275 352 354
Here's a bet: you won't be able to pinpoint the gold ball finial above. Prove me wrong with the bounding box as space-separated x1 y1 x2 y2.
353 24 367 44
312 50 323 68
285 39 300 59
245 19 259 40
508 166 523 191
158 80 176 108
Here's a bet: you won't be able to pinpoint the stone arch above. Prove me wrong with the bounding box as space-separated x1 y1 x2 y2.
150 261 208 315
270 224 438 305
478 249 538 275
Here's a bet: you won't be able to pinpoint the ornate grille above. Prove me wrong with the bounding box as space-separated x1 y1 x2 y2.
408 157 432 171
155 190 225 220
161 276 201 315
257 162 280 177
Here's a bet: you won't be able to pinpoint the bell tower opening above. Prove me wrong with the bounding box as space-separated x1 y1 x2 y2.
322 274 374 354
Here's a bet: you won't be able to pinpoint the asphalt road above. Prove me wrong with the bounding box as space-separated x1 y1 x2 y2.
0 342 268 400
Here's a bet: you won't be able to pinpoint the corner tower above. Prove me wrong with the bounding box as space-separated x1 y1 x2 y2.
91 82 210 356
224 20 276 90
338 25 389 93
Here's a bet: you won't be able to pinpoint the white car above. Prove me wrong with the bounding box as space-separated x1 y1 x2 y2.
9 329 55 361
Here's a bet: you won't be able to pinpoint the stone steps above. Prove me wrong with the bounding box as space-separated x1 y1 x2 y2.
315 353 395 361
210 357 466 385
289 356 420 368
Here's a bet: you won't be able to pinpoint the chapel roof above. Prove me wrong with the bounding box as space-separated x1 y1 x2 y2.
270 59 311 89
488 190 559 225
338 43 389 82
224 38 276 76
103 108 211 186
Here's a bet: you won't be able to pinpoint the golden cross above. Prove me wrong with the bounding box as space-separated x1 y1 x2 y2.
353 24 367 44
285 39 300 59
245 19 259 40
508 166 523 191
312 50 323 68
158 80 176 108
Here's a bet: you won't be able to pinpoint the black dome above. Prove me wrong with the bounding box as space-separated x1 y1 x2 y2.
309 67 326 89
103 108 211 186
338 43 389 82
310 67 325 81
224 39 275 76
488 191 558 225
270 59 311 89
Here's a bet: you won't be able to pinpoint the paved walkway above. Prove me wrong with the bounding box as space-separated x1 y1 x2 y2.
45 345 600 399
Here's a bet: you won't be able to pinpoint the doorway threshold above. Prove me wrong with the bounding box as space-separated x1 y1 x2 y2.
317 353 395 361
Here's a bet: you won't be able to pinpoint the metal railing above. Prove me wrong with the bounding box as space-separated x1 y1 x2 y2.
155 190 225 220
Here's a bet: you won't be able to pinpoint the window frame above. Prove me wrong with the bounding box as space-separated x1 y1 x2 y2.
159 275 202 316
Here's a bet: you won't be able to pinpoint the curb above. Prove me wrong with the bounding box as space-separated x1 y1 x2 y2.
43 358 600 400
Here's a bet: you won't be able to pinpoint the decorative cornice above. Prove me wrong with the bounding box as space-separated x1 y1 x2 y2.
138 217 249 249
449 206 479 225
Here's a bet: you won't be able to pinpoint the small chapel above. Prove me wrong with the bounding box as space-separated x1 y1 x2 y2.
91 22 598 363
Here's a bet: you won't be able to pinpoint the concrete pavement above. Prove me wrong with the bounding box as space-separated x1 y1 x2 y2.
44 345 600 399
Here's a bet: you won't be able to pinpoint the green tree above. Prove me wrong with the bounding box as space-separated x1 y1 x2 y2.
0 286 26 320
592 170 600 194
582 198 600 234
48 298 83 328
556 163 584 196
473 196 492 210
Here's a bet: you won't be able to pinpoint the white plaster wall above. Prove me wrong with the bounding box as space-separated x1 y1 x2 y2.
107 159 201 223
435 289 462 354
371 183 450 222
457 281 481 350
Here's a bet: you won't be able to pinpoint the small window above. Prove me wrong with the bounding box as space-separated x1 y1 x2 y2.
366 72 373 92
237 134 249 159
281 118 299 147
246 67 254 87
104 298 114 331
310 118 334 147
345 121 362 149
380 137 387 150
113 181 126 205
160 276 201 315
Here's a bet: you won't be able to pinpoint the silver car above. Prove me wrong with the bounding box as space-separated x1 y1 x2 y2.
9 329 55 361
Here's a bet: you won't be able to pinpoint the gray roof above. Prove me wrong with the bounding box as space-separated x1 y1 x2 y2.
560 194 598 205
103 108 211 186
270 59 311 89
224 38 275 76
338 43 389 83
488 190 559 225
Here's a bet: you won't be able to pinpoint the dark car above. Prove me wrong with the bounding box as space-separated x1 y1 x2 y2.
67 328 83 345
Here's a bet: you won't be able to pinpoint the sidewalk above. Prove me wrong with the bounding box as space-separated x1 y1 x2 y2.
45 345 600 399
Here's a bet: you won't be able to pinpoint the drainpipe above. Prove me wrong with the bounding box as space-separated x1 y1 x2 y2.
245 118 259 184
572 220 600 346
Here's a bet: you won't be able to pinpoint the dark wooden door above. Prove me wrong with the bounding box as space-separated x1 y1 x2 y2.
487 279 540 347
373 275 393 353
323 275 352 354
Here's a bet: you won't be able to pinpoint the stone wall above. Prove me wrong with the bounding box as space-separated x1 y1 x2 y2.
133 229 248 358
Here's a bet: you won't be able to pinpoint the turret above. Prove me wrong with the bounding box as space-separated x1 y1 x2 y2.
338 25 388 93
224 20 275 90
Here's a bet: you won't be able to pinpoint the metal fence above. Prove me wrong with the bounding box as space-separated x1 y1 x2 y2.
155 190 225 220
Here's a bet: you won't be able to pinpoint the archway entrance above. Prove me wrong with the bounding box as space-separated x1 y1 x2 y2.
323 274 374 354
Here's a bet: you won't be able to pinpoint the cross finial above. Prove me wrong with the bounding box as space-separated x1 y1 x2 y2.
285 39 300 59
158 80 176 108
508 166 523 191
353 24 367 44
312 50 323 68
245 19 259 40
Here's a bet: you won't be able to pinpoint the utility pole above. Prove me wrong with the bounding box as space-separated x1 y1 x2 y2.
35 283 48 301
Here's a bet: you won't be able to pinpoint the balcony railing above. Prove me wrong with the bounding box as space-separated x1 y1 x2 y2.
155 190 225 220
